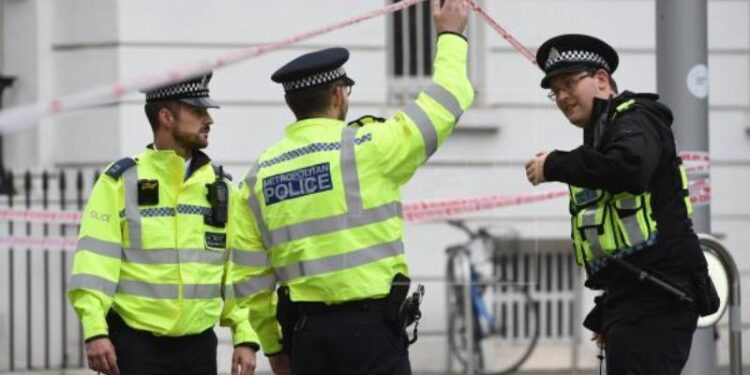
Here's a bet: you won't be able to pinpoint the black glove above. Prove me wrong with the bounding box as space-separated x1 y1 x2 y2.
691 268 720 316
583 295 604 333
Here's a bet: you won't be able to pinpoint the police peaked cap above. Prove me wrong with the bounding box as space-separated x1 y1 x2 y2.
536 34 619 88
143 72 220 108
272 47 356 92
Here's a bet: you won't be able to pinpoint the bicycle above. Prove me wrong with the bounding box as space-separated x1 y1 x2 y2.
445 220 540 375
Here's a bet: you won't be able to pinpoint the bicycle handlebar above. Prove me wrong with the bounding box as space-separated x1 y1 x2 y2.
446 220 491 241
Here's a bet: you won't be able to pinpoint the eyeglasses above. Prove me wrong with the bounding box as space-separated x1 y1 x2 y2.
547 72 591 102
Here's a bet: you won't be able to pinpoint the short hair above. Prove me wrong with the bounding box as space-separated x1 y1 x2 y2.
284 79 347 120
590 68 618 94
144 101 181 131
608 74 618 94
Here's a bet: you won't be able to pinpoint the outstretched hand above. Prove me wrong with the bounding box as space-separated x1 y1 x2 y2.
434 0 468 35
525 151 549 186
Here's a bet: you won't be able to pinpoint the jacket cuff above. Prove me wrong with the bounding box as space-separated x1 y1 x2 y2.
259 334 283 355
81 314 109 341
234 342 260 352
265 350 285 357
543 151 562 182
231 321 260 346
438 31 468 42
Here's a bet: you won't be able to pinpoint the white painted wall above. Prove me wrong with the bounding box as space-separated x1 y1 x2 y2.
1 0 749 372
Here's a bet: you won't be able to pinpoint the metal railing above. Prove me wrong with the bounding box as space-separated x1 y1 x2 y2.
0 169 99 372
445 232 744 374
698 234 743 375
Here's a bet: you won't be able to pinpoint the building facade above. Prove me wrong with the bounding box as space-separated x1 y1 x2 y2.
1 0 749 372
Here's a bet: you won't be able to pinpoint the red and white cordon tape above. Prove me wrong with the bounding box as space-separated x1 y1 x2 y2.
0 177 711 250
0 0 431 131
0 237 78 250
404 188 566 223
0 3 714 245
0 208 81 225
464 0 536 65
0 0 535 132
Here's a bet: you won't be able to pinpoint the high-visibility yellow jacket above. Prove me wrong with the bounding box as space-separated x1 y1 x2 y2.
67 147 258 346
232 33 475 354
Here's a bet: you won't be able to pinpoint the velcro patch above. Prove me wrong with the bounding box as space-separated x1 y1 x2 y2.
137 180 159 205
263 163 333 206
205 232 227 249
105 157 136 179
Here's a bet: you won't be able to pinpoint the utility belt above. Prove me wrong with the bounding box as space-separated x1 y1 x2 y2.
293 297 387 315
106 311 214 342
276 273 424 353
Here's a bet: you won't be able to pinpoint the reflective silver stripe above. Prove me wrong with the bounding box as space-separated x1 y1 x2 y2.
581 208 606 258
123 167 142 250
116 280 222 300
232 274 277 298
269 202 401 246
424 82 463 120
403 102 439 159
76 236 122 258
245 162 272 248
581 208 598 227
621 215 646 246
231 249 269 267
584 227 605 258
262 129 401 247
618 197 638 210
68 274 117 296
122 248 225 265
183 284 222 299
117 279 178 299
222 282 231 299
341 126 362 216
276 240 404 282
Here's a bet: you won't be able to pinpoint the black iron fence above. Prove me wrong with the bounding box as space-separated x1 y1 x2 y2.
0 168 582 372
0 168 99 372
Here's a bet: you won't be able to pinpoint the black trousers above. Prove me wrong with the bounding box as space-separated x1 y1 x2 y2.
289 310 412 375
110 322 217 375
605 309 697 375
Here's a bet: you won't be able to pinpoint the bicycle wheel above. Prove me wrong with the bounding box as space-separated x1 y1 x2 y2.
446 267 541 374
445 248 482 370
470 285 540 375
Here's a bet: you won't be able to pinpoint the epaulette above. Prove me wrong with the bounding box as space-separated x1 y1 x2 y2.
212 164 233 181
615 99 637 113
104 157 136 179
347 115 387 128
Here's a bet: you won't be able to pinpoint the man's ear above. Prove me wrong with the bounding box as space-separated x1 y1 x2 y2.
332 85 344 109
158 106 176 129
595 69 610 91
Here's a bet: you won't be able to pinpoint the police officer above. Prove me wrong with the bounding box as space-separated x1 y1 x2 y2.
67 73 259 375
525 34 716 374
230 0 473 373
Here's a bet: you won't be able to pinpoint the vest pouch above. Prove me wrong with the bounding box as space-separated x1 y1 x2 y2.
611 194 651 249
570 188 607 266
575 203 619 259
570 187 606 212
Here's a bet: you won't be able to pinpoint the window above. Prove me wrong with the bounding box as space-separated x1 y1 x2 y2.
387 0 434 104
387 0 484 105
391 0 434 78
